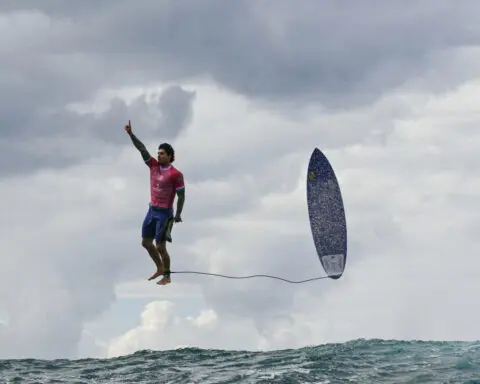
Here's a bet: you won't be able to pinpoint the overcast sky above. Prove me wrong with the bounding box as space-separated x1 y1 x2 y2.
1 0 480 360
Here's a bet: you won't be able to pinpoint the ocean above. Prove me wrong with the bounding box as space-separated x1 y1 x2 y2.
1 339 479 383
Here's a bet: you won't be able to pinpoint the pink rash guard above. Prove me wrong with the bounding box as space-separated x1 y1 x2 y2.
145 157 185 209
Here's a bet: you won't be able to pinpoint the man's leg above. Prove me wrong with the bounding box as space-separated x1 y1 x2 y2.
141 208 164 280
142 238 164 280
156 242 171 285
156 217 174 285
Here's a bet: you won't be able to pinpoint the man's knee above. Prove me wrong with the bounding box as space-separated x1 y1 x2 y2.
142 238 154 249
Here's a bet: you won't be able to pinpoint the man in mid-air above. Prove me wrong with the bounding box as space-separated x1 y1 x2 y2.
124 120 185 286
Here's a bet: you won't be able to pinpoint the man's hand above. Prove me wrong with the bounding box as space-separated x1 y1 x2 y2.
124 120 132 135
174 214 182 223
126 121 151 162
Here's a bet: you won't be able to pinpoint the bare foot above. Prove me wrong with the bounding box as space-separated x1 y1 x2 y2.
148 269 164 281
157 275 171 286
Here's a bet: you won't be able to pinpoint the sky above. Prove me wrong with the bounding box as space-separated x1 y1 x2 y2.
1 0 480 360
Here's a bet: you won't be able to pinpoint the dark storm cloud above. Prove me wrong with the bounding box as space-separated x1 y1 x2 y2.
2 0 480 174
91 85 195 143
0 85 195 177
6 0 480 101
156 86 196 136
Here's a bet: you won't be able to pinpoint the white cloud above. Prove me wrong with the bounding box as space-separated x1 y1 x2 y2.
106 300 277 358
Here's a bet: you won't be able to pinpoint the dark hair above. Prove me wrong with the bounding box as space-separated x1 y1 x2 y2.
158 143 175 162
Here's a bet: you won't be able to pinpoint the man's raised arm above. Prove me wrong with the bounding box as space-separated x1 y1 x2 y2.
124 120 151 163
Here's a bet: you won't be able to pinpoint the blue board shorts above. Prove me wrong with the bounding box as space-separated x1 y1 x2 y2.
142 205 174 243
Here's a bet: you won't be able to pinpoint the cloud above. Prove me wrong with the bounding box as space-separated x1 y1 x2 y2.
3 1 480 131
156 85 196 137
2 1 480 177
106 300 267 357
0 85 195 177
0 165 128 358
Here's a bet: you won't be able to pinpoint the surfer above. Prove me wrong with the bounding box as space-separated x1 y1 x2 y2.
124 120 185 286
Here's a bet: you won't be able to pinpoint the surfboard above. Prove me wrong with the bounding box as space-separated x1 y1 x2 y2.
306 147 347 279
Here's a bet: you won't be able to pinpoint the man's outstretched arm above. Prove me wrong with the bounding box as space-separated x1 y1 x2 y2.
124 120 151 162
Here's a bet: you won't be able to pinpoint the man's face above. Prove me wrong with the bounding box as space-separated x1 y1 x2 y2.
157 148 170 165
